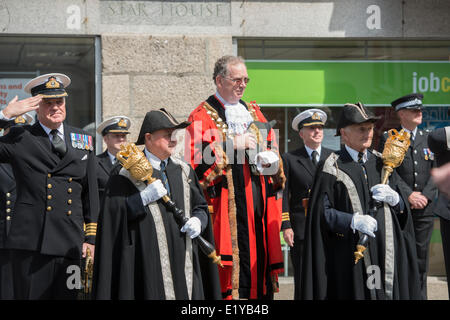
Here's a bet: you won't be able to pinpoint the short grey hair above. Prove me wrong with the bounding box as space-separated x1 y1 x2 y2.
213 55 245 84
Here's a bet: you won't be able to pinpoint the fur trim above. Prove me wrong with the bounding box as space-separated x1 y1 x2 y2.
225 165 240 299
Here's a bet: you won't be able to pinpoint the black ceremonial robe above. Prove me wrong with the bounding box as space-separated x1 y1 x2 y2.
301 148 421 300
92 157 221 300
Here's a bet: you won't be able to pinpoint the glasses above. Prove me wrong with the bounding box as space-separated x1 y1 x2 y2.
223 76 250 85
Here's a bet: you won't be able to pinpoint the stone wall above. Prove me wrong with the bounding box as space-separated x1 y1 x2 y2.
101 34 232 154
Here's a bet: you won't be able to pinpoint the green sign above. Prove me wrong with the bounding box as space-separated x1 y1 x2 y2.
243 60 450 106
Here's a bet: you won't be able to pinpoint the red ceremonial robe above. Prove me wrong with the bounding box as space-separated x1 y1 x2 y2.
185 95 285 299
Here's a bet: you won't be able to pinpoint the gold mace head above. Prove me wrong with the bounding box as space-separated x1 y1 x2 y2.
380 129 411 184
382 129 411 169
116 143 154 183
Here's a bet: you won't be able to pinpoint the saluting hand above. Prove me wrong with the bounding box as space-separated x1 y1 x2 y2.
2 95 42 119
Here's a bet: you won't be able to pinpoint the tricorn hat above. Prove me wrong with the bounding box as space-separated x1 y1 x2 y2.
24 73 71 98
391 93 423 112
335 102 380 136
291 108 327 131
136 108 191 145
97 116 131 136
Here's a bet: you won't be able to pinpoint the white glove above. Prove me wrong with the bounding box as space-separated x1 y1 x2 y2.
180 217 202 239
351 212 378 238
140 180 167 206
254 150 279 175
370 184 400 206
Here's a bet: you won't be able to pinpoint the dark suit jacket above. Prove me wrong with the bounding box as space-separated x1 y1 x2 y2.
281 146 333 240
0 163 15 248
0 122 99 259
96 150 114 204
428 126 450 221
380 128 437 217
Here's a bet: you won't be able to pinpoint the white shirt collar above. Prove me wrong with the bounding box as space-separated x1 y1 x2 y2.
40 122 64 139
401 126 417 139
304 144 321 160
144 148 168 171
345 145 368 163
215 91 248 110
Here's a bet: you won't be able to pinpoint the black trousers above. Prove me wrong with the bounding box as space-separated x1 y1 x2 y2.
9 249 80 300
440 217 450 298
0 249 13 299
411 213 435 300
290 239 304 300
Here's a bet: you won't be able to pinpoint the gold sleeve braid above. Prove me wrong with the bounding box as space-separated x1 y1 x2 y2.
84 223 97 237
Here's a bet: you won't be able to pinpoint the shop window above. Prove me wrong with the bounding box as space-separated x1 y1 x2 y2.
0 35 97 134
238 39 450 153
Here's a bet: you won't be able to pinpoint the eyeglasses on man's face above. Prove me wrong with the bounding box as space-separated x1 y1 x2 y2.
223 76 250 86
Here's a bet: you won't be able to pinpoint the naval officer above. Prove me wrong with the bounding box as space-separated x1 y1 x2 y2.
96 116 131 202
281 108 333 299
0 73 99 299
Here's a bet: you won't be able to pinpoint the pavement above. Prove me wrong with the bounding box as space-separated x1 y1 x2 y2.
275 276 449 300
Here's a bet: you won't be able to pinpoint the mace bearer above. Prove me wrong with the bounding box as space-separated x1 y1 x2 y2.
116 142 224 268
354 128 411 264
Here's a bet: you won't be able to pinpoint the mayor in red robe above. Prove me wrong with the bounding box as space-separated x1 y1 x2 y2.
185 56 285 300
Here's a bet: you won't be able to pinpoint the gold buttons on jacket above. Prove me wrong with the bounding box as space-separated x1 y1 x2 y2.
68 178 73 182
47 206 52 211
66 210 72 216
68 188 72 194
6 216 11 221
47 195 52 200
6 200 11 205
68 199 72 205
6 208 11 213
6 193 11 198
47 184 52 189
48 173 52 178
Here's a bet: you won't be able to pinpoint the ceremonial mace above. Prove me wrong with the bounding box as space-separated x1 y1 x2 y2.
354 129 411 264
116 143 224 268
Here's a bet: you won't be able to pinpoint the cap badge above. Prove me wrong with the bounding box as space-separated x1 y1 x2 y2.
45 77 61 89
118 118 127 128
311 112 321 120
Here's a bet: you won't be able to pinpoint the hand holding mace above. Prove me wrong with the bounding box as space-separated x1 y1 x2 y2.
116 143 223 268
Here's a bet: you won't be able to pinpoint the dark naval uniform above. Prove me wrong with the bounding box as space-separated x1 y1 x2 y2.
427 126 450 297
0 163 15 299
281 108 333 299
96 150 114 203
281 146 333 299
95 115 131 204
0 122 99 299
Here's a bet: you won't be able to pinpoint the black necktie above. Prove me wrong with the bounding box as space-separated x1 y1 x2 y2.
357 151 364 164
311 150 319 167
160 160 171 196
50 129 66 157
358 151 368 183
